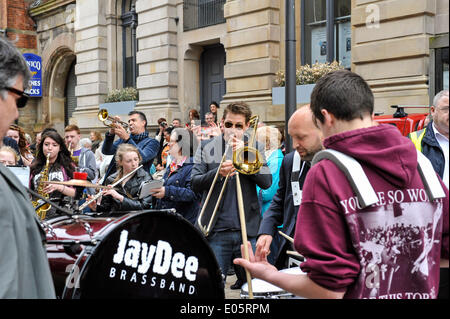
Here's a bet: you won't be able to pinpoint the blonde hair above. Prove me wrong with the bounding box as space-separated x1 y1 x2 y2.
113 144 142 183
0 145 19 164
256 126 282 151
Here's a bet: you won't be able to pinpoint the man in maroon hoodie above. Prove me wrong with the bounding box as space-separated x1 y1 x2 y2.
235 70 449 299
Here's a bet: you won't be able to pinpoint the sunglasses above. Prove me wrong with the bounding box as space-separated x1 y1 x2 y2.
2 87 29 108
224 121 244 130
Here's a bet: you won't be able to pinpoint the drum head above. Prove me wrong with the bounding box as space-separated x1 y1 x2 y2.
241 266 305 299
75 210 224 299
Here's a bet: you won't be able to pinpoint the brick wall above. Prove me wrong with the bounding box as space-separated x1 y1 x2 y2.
1 0 38 135
3 0 37 50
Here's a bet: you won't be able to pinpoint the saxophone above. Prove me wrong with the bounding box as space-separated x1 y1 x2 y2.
32 152 51 220
69 144 79 165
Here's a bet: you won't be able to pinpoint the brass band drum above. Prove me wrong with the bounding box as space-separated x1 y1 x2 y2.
240 267 306 299
44 210 224 299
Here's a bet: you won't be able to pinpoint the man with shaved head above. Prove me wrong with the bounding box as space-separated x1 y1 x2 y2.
256 105 323 269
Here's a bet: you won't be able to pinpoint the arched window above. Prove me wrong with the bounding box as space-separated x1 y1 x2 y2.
121 0 138 88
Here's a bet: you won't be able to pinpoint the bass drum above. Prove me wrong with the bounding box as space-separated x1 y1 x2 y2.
45 210 224 299
240 267 306 299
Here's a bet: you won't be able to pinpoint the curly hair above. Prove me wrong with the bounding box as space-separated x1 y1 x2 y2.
8 124 31 158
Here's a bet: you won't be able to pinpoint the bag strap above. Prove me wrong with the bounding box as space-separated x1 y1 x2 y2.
416 149 446 201
312 149 379 209
312 148 446 210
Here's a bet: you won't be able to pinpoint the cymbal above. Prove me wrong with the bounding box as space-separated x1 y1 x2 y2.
43 180 109 189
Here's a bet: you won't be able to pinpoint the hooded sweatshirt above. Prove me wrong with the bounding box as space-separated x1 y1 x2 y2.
294 124 449 299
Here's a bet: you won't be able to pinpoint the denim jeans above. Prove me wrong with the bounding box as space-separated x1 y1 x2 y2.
207 230 256 281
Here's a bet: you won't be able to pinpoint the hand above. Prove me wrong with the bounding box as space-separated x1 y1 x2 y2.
108 117 120 135
103 186 124 202
256 234 273 261
191 124 201 136
43 183 64 194
234 241 278 280
219 160 235 177
113 123 130 141
151 187 165 199
209 126 221 137
230 135 244 152
86 194 98 211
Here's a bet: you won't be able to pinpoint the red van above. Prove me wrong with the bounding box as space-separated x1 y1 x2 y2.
374 105 429 136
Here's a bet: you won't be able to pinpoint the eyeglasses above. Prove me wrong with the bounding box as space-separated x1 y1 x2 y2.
2 87 29 108
224 121 244 130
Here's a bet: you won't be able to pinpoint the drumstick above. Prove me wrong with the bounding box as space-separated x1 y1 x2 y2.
278 230 294 243
286 250 305 259
236 172 253 299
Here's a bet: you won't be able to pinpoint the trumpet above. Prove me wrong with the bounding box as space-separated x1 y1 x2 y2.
98 109 129 128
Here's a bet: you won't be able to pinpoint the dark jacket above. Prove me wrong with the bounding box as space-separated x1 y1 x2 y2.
97 167 152 213
154 158 200 225
409 121 446 178
191 135 272 237
257 151 311 264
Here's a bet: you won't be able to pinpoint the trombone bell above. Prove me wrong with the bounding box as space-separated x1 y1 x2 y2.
233 146 263 175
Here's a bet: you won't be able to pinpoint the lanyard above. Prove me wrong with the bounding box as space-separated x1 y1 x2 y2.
291 151 304 206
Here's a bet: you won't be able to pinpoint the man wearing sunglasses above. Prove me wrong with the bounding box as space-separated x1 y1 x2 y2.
0 36 56 298
192 102 272 285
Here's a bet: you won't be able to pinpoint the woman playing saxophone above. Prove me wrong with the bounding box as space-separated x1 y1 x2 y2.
29 130 76 219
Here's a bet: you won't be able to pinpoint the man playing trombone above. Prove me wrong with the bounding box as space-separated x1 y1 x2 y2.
192 102 272 284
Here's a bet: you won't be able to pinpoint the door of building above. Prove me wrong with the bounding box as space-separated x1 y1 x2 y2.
64 61 77 126
200 44 226 119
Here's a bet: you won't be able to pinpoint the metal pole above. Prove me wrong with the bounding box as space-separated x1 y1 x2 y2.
326 0 335 63
285 0 297 154
131 4 138 87
300 0 306 65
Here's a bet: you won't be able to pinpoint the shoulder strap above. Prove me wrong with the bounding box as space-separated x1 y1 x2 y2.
312 148 446 210
409 128 426 152
312 149 379 209
415 149 446 201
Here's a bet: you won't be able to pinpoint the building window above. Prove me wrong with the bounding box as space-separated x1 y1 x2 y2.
301 0 351 68
429 34 449 101
183 0 226 31
436 47 449 93
121 0 138 88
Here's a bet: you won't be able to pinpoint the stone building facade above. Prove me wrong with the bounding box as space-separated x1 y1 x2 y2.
1 0 39 134
2 0 448 136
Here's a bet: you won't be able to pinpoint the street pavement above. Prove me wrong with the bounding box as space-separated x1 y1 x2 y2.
225 274 241 299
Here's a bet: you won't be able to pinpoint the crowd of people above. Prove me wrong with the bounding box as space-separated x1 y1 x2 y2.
0 35 448 300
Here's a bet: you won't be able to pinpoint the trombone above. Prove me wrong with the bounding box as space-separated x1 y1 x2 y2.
197 115 263 237
197 115 262 299
98 108 129 129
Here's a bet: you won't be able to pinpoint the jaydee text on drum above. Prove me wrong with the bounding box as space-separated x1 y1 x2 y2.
112 230 199 281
